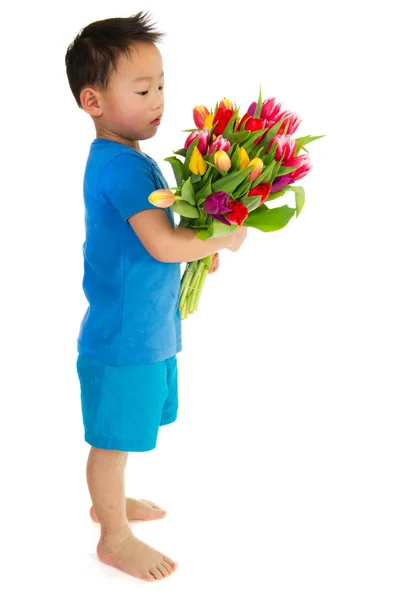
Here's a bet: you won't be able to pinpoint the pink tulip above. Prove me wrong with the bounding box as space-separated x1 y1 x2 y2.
193 105 210 129
247 97 283 122
208 135 231 154
283 154 312 181
274 110 301 136
184 128 210 155
270 134 296 162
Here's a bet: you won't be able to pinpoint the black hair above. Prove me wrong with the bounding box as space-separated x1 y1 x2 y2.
65 11 165 108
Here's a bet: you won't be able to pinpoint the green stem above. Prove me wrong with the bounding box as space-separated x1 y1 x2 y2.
193 264 209 312
188 262 204 314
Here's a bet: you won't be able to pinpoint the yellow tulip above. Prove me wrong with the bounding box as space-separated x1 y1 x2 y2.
148 188 175 208
189 146 207 175
239 147 250 170
248 157 264 182
203 113 214 130
214 150 231 172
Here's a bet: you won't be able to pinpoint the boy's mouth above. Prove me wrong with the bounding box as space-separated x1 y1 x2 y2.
150 116 162 126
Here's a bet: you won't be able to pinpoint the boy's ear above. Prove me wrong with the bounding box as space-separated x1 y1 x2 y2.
80 88 102 117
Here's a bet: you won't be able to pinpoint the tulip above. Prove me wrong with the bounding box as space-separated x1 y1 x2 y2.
283 153 312 181
184 128 210 155
275 109 301 136
204 191 232 225
226 200 248 227
248 157 263 182
189 146 207 175
247 97 283 122
239 147 250 170
213 105 235 136
203 113 214 130
248 183 272 205
271 175 295 193
208 135 231 154
219 98 233 111
148 188 175 208
271 134 296 162
193 105 210 129
214 150 231 172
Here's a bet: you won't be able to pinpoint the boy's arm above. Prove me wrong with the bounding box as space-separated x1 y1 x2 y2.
128 209 236 263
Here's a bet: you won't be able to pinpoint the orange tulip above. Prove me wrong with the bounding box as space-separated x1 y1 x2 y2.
214 150 231 172
248 157 263 182
148 188 175 208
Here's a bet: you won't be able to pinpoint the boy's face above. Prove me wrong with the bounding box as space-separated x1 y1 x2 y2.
84 42 165 148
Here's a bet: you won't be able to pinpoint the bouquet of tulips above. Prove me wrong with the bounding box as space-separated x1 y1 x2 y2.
149 88 324 319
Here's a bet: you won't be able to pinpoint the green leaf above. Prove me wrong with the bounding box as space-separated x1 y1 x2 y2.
196 228 213 241
294 135 326 156
242 128 269 153
252 161 275 186
191 173 202 183
211 219 237 238
232 179 251 199
164 157 184 186
171 201 200 219
277 165 299 176
230 146 241 171
258 118 285 151
181 178 197 206
268 190 287 201
244 204 296 232
196 175 214 204
287 185 305 217
254 85 263 118
224 131 250 145
241 194 262 212
173 148 186 157
212 164 254 195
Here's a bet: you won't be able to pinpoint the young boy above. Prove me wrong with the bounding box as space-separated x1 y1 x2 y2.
65 11 247 583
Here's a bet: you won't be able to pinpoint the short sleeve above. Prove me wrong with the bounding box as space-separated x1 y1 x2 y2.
98 151 160 221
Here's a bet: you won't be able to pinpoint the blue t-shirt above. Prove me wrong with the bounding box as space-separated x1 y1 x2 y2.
77 138 182 366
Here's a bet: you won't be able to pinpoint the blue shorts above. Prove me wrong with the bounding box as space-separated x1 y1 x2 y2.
76 354 178 452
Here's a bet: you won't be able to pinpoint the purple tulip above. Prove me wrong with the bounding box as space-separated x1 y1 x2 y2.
271 175 296 193
204 191 233 225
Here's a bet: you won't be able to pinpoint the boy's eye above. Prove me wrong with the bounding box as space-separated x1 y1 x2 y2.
138 91 148 96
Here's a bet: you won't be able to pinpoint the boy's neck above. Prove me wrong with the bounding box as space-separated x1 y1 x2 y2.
94 127 142 153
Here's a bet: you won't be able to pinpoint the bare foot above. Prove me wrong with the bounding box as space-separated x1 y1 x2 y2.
97 531 178 581
90 498 166 523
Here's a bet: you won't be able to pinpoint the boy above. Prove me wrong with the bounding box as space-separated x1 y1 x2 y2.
65 11 247 583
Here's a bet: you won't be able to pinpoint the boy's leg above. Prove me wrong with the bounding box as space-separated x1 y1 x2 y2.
86 446 178 581
89 451 166 523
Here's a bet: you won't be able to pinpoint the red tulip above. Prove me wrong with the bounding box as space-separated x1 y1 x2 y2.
283 153 312 181
193 105 210 129
226 200 248 227
248 183 272 205
184 128 210 155
213 106 235 136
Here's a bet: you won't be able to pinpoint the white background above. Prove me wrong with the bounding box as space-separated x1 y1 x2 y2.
2 0 398 598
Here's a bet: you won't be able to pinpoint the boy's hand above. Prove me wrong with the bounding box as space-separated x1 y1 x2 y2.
209 252 220 274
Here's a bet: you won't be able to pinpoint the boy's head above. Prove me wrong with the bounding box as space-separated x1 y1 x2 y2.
65 12 165 146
